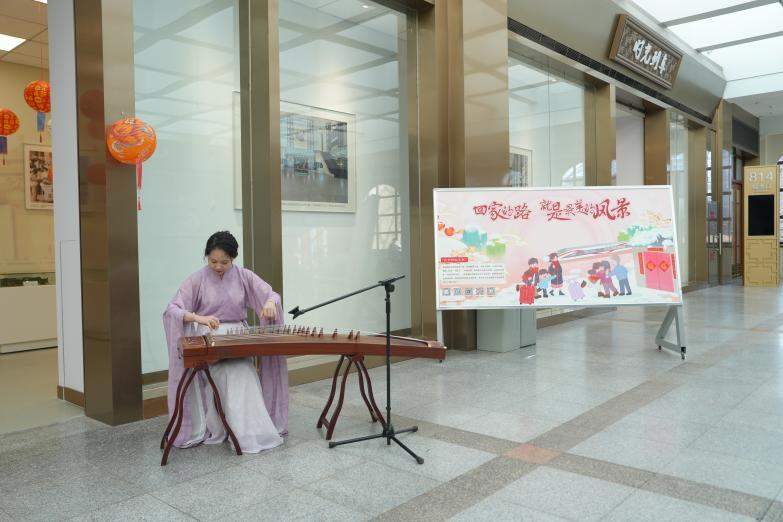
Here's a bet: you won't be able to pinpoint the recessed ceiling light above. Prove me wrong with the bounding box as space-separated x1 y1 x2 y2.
362 4 370 8
33 0 47 3
0 33 25 51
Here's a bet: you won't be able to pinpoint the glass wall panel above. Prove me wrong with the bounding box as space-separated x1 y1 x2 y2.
134 0 241 373
508 51 591 319
279 1 413 334
508 53 588 188
669 113 689 284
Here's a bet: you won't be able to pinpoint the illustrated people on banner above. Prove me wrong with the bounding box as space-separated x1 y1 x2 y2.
536 268 552 299
611 256 632 296
519 257 539 305
548 253 564 296
595 261 619 298
587 265 604 298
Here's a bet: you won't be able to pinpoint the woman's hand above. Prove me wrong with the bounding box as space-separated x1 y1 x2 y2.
262 299 277 321
195 315 220 330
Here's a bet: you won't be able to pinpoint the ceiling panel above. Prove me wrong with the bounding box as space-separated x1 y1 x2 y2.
703 35 783 81
669 3 783 50
0 0 47 25
11 39 47 60
32 28 46 43
0 14 44 39
631 0 756 24
2 52 47 68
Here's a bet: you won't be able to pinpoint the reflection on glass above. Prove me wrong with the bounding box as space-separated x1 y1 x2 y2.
279 0 412 333
508 53 589 188
134 0 241 373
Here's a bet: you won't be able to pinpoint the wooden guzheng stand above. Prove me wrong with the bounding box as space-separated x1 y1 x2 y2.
160 325 446 465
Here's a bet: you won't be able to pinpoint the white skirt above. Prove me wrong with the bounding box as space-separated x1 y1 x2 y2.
181 322 284 453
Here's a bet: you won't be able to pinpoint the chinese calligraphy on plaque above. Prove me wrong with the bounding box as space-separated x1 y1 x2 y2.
609 15 682 89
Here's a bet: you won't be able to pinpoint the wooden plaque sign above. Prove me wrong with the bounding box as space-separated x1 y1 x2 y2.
609 14 683 89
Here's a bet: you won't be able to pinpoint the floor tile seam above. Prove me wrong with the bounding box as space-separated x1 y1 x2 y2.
371 456 540 521
551 451 776 518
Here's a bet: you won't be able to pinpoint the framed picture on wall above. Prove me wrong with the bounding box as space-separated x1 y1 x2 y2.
280 101 356 212
24 144 53 210
508 146 532 188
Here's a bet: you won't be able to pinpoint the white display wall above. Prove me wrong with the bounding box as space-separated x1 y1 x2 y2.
615 106 645 186
279 0 412 334
134 0 242 373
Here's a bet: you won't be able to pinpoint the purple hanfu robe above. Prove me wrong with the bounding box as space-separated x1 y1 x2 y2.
163 265 288 449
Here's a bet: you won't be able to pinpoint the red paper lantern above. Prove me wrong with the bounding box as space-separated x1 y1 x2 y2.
106 117 157 210
24 80 50 113
0 108 20 166
24 80 50 141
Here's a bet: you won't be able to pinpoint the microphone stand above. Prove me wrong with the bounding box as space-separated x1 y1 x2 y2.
289 275 424 464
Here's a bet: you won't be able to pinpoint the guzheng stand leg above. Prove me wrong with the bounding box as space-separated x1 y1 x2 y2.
317 356 345 431
203 367 243 456
356 358 386 427
161 368 198 466
160 366 189 450
324 357 354 440
318 355 386 440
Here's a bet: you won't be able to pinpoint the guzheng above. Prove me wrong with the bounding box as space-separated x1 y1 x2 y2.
178 325 446 366
161 325 446 465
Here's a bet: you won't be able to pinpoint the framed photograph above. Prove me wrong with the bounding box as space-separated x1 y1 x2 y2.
508 146 531 188
24 145 53 210
280 101 356 212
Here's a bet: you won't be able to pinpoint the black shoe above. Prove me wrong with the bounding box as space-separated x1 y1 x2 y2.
559 291 565 296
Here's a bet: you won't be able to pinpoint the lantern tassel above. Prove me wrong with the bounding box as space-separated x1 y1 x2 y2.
36 112 45 132
136 158 142 211
0 136 6 165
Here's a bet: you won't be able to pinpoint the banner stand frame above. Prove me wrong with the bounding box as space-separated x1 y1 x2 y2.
436 310 443 345
656 304 686 360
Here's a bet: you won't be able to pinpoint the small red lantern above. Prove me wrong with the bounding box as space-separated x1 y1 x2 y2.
23 80 50 142
0 108 20 165
106 117 157 211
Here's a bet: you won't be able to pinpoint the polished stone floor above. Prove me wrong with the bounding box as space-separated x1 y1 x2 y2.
0 348 82 435
2 284 783 520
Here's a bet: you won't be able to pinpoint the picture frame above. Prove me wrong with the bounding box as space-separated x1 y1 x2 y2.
280 101 356 213
24 144 53 210
508 146 532 188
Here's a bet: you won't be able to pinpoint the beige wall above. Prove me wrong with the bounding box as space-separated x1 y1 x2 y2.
0 61 52 275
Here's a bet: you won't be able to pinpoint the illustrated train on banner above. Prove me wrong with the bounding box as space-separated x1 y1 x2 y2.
434 186 683 310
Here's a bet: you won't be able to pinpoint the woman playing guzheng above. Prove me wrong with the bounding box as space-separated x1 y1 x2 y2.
163 231 287 452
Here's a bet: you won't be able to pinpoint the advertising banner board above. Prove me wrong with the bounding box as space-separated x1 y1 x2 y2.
434 186 683 310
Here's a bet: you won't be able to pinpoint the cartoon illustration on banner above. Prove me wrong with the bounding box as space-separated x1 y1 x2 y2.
434 187 683 309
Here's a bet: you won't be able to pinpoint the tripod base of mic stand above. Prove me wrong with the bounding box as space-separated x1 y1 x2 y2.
327 424 424 465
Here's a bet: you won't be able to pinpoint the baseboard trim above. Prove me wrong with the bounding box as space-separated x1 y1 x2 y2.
143 396 167 419
56 385 85 407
